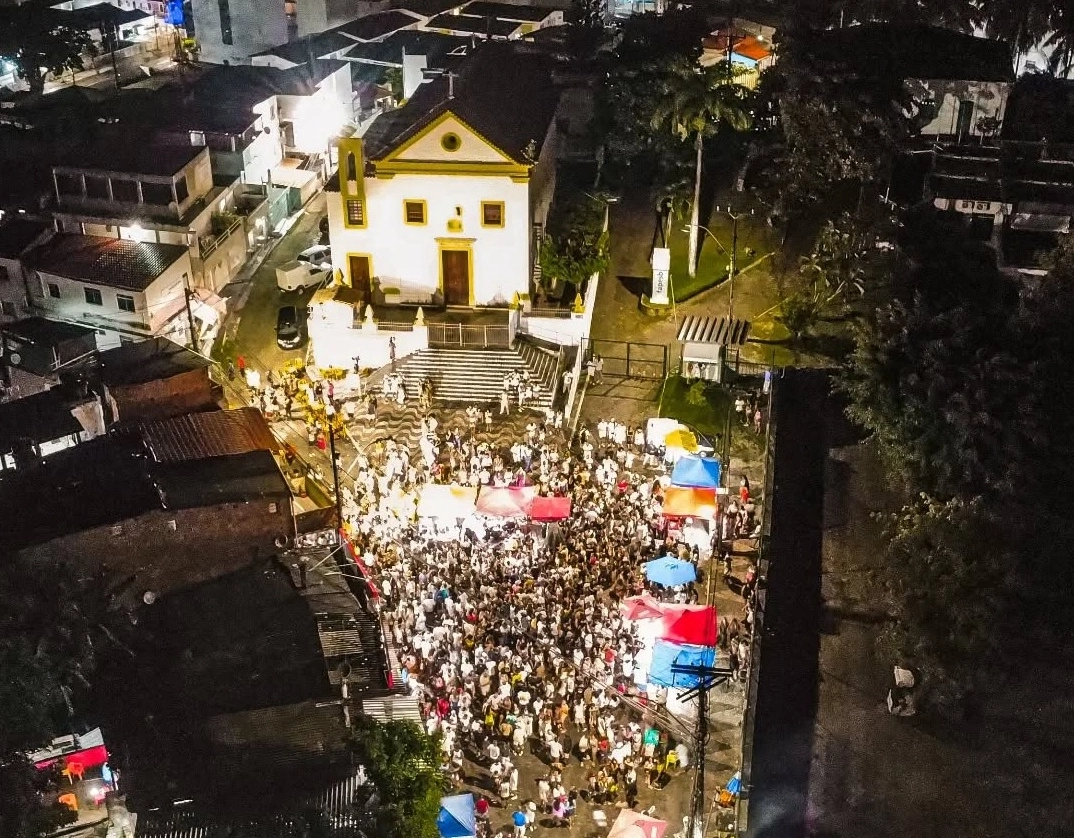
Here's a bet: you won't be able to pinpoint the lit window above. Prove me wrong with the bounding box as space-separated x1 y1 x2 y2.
404 200 427 225
481 201 505 227
84 287 103 306
345 199 365 226
117 294 135 313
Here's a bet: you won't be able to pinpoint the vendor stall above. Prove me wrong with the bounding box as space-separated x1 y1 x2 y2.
437 793 476 838
528 495 572 521
476 485 535 518
670 455 722 489
661 486 718 520
677 315 751 383
660 604 718 647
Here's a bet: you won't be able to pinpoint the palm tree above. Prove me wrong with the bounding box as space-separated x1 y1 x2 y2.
651 60 752 277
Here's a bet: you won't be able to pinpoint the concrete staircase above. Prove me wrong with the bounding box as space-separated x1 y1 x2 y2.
387 340 559 409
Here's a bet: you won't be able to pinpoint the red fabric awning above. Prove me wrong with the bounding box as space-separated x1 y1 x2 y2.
661 487 718 519
528 495 571 521
660 604 718 646
35 744 108 772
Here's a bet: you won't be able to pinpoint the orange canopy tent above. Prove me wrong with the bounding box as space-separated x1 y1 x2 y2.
660 486 718 520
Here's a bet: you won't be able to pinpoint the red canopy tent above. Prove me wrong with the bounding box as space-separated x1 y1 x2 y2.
621 593 665 621
660 486 718 520
528 495 572 521
660 604 718 646
476 486 535 518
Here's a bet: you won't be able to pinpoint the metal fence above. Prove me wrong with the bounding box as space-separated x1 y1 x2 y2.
428 323 510 348
586 339 668 380
377 320 414 333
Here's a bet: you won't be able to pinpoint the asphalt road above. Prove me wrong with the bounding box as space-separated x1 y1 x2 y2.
224 192 327 373
746 370 827 838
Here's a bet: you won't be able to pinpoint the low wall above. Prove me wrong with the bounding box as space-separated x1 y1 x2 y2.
308 321 428 370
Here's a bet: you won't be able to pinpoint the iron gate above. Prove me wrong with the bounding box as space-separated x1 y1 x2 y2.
586 339 668 380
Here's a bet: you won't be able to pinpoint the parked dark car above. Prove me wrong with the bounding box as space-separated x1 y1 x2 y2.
276 305 303 350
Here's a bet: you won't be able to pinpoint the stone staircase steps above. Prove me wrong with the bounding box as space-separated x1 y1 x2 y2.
387 346 555 409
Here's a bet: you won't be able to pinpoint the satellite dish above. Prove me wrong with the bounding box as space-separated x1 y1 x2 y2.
8 352 21 366
143 591 157 605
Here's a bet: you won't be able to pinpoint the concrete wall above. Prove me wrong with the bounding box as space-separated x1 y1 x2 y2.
0 256 33 322
16 499 293 597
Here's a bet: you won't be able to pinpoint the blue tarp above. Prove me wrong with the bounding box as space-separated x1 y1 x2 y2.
648 641 717 688
670 455 722 489
438 794 476 838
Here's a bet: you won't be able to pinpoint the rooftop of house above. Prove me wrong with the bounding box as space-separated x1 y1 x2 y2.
806 23 1014 83
0 438 288 551
0 386 88 452
338 28 472 66
0 217 50 258
98 336 211 387
60 1 149 28
188 60 349 109
460 1 558 21
1002 75 1074 144
129 407 278 463
426 11 520 36
30 233 189 292
391 0 464 16
54 140 207 178
333 9 418 41
252 31 359 65
360 41 558 163
0 316 97 348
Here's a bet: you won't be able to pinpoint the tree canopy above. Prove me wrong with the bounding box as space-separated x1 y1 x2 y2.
0 7 94 94
348 717 444 838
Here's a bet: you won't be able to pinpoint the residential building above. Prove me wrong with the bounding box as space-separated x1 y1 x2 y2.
51 141 250 294
26 232 195 350
0 435 294 597
0 218 52 322
0 384 107 470
0 317 98 399
97 335 220 420
325 42 560 308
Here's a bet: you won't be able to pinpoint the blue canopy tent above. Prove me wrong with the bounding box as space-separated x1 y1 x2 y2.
648 641 716 688
643 557 697 587
670 455 722 489
438 794 476 838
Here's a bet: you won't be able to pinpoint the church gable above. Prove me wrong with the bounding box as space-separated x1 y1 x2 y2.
385 113 514 165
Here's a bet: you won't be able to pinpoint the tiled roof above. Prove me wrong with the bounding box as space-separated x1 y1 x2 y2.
0 218 49 258
31 233 189 291
363 41 558 164
99 336 210 387
135 407 279 463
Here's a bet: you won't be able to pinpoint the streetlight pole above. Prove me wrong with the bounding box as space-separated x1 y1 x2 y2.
714 206 752 321
326 404 343 529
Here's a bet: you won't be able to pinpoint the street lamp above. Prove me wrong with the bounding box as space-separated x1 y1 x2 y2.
325 404 343 528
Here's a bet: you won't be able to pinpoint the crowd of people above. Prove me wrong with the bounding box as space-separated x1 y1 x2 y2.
330 399 754 837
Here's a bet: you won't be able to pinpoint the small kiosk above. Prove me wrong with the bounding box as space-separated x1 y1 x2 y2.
676 316 751 383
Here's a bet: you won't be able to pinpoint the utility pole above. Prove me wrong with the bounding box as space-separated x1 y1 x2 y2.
326 405 344 528
182 273 198 351
715 206 752 321
671 659 735 838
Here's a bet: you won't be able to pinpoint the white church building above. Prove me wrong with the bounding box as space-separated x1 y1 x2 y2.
325 43 560 309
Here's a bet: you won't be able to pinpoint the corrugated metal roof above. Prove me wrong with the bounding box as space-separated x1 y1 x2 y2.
138 407 279 463
677 316 751 346
361 695 423 723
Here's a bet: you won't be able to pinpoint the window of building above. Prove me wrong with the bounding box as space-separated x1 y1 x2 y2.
85 176 110 200
47 282 61 299
481 201 505 228
117 294 136 312
218 0 233 45
1 302 14 317
404 200 427 225
174 175 189 203
84 287 103 306
141 181 172 205
345 199 365 226
0 265 9 282
56 173 82 196
112 178 138 202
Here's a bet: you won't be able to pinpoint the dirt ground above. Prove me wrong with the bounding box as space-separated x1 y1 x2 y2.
805 392 1074 838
